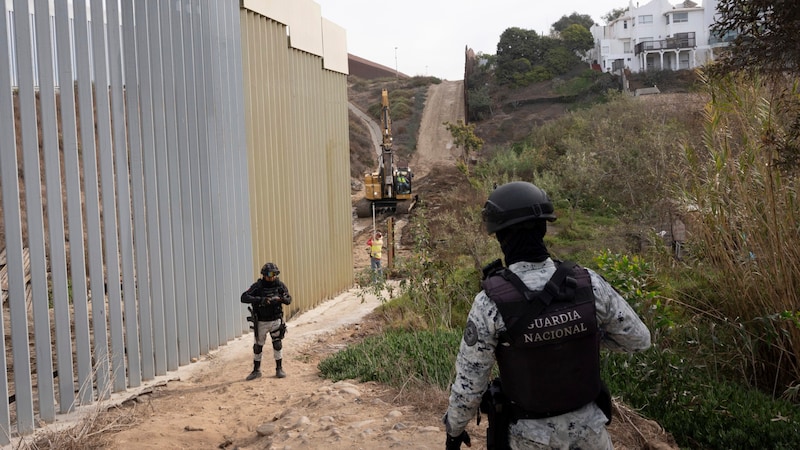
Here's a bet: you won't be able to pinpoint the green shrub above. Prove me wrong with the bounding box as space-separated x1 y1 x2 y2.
603 347 800 449
318 329 461 390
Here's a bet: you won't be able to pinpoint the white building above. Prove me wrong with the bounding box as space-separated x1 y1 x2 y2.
588 0 734 74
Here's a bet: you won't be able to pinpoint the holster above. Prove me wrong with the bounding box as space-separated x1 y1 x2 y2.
247 305 258 337
278 321 287 339
596 380 613 425
479 378 510 450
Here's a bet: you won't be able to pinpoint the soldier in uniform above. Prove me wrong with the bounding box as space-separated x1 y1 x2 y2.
241 262 292 380
443 181 651 449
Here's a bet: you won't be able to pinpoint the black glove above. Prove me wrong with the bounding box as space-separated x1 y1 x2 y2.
445 430 471 450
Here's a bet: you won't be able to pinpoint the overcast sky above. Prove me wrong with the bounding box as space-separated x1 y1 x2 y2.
315 0 647 80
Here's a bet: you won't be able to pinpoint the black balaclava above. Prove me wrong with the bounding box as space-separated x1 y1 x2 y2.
495 220 549 265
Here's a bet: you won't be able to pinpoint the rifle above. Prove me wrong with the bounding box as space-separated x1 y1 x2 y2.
479 377 510 450
247 305 258 338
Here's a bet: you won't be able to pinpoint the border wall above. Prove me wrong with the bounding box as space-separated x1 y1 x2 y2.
0 0 352 443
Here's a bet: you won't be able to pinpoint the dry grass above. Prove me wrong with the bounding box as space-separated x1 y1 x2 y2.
680 73 800 391
11 401 141 450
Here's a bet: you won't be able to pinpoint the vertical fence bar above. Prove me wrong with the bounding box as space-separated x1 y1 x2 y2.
135 0 168 378
157 0 182 372
89 0 126 394
73 0 112 400
13 0 56 422
146 0 178 374
191 0 213 354
105 0 141 389
0 4 26 442
199 1 220 350
33 0 74 414
54 0 93 407
182 0 202 359
216 0 235 341
170 0 192 366
205 1 225 349
216 0 233 342
124 0 155 383
230 3 251 333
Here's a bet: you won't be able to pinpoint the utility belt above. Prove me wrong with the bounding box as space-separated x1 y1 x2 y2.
255 311 283 322
505 401 581 422
479 378 612 450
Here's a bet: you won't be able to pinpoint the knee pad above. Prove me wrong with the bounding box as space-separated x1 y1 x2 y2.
271 339 282 351
253 343 263 354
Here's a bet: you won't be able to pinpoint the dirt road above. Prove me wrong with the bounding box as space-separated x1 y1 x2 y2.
413 80 465 179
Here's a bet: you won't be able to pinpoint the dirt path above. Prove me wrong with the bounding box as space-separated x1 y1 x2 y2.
412 80 465 179
100 286 455 450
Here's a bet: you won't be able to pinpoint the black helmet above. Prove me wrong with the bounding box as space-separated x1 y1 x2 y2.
482 181 556 234
260 262 280 277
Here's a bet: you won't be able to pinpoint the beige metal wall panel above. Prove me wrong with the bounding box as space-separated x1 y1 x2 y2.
322 18 348 74
242 0 324 57
242 0 290 26
240 9 353 316
287 0 324 56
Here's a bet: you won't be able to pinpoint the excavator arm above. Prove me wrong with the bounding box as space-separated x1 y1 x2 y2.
359 89 414 217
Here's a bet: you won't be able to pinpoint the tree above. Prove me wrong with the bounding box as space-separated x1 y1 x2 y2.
496 27 546 84
551 12 595 35
711 0 800 75
443 120 483 165
560 24 594 53
545 46 580 75
466 86 492 122
602 8 628 24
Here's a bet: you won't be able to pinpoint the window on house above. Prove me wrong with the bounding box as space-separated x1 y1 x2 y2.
602 46 610 54
674 32 693 47
624 41 632 53
666 15 670 25
639 15 653 24
673 12 688 23
624 20 628 29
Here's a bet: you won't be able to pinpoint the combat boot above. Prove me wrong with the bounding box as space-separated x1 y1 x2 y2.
275 359 286 378
246 360 262 381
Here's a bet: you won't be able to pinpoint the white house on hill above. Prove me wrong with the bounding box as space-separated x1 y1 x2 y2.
588 0 734 74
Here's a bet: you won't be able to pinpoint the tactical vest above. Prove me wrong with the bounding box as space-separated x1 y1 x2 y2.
482 260 601 417
254 280 285 321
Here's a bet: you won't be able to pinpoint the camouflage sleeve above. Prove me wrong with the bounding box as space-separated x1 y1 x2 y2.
588 269 651 352
444 291 501 436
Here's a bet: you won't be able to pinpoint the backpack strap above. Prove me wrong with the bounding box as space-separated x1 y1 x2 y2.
489 260 579 337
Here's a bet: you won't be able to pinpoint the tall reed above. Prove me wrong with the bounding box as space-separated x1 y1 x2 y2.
680 72 800 394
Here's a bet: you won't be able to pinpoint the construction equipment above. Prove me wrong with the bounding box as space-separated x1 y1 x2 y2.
356 89 414 218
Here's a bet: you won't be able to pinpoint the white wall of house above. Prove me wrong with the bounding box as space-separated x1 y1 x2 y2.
589 0 721 74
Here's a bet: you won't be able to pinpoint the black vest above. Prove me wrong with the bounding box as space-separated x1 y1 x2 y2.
252 280 286 321
482 261 601 417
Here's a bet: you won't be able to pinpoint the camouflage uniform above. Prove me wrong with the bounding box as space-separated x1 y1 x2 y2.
444 258 651 450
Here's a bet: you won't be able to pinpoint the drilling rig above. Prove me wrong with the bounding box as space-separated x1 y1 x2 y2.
355 89 414 218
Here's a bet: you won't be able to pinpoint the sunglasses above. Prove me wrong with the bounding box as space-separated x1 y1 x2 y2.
265 272 278 277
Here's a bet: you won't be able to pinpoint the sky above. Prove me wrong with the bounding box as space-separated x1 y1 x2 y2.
315 0 639 80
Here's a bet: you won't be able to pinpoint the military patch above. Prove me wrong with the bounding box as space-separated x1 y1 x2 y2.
463 320 478 346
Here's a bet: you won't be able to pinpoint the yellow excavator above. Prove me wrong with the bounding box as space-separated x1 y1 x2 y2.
355 89 414 218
